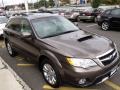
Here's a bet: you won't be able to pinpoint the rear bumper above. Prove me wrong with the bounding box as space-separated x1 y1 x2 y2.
79 16 94 20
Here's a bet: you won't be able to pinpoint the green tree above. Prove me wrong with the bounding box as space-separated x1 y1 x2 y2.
49 0 55 7
91 0 101 8
101 0 120 5
34 2 39 9
38 0 48 8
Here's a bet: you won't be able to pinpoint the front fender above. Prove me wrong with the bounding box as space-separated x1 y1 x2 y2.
38 50 62 69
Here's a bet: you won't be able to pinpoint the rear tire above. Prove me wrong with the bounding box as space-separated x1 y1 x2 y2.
41 59 61 88
6 41 16 57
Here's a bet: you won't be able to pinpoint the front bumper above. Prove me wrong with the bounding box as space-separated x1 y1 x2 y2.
79 16 94 21
62 58 120 87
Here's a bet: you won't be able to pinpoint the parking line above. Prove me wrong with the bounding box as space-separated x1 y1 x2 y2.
15 56 25 61
86 24 97 28
43 85 54 90
17 64 35 67
43 84 98 90
104 80 120 90
1 45 5 48
0 45 2 48
17 58 25 61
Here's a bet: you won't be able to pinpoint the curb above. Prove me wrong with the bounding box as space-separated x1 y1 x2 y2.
0 57 31 90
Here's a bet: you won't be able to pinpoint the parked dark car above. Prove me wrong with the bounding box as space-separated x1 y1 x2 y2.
3 13 120 88
97 8 120 31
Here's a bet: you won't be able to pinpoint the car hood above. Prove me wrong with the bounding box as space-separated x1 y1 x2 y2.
43 30 114 58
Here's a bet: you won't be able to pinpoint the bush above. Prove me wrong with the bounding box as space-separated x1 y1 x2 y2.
91 0 101 8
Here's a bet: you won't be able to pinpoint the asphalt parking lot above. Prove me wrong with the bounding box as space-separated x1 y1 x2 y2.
0 21 120 90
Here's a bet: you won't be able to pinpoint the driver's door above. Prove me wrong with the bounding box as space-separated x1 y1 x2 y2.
15 19 39 59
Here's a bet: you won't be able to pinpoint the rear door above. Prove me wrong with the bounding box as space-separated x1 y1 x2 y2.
5 18 39 59
110 9 120 27
5 18 22 48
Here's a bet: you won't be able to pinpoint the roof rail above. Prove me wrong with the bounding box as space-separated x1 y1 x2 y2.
12 13 28 16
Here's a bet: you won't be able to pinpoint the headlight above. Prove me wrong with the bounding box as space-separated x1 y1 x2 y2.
67 58 97 69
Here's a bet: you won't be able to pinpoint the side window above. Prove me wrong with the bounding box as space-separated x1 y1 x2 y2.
111 9 120 16
7 18 21 32
103 10 111 16
21 19 32 33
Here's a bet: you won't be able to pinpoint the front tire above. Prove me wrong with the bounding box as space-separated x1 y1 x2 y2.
6 41 16 57
101 21 110 31
41 59 61 88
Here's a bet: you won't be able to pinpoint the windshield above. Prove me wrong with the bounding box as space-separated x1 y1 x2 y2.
0 16 8 24
32 16 79 38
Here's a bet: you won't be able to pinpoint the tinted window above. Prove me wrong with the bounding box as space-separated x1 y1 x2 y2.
21 19 32 33
32 16 79 38
7 18 21 32
111 9 120 16
103 10 111 16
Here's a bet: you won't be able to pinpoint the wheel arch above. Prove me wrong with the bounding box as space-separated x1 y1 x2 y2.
38 50 62 69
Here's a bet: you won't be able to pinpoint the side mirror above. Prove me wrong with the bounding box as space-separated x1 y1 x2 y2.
21 32 32 38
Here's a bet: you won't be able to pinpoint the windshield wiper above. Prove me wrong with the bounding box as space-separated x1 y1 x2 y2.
42 30 78 38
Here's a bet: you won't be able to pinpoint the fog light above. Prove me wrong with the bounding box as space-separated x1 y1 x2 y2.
78 79 86 84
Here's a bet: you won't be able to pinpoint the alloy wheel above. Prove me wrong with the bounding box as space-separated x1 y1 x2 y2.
43 64 57 85
101 22 109 31
7 42 13 55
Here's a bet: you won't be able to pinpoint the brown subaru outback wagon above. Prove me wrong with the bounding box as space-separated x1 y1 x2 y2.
3 13 120 88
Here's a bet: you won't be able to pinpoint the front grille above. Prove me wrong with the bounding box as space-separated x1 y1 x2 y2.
98 49 117 66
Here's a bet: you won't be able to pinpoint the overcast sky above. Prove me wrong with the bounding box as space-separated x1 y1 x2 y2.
0 0 37 6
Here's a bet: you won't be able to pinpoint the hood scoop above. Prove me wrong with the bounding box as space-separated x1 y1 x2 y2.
78 35 93 42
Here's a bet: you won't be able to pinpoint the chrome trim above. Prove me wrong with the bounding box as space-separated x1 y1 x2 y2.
96 49 114 59
100 51 117 62
96 48 119 66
